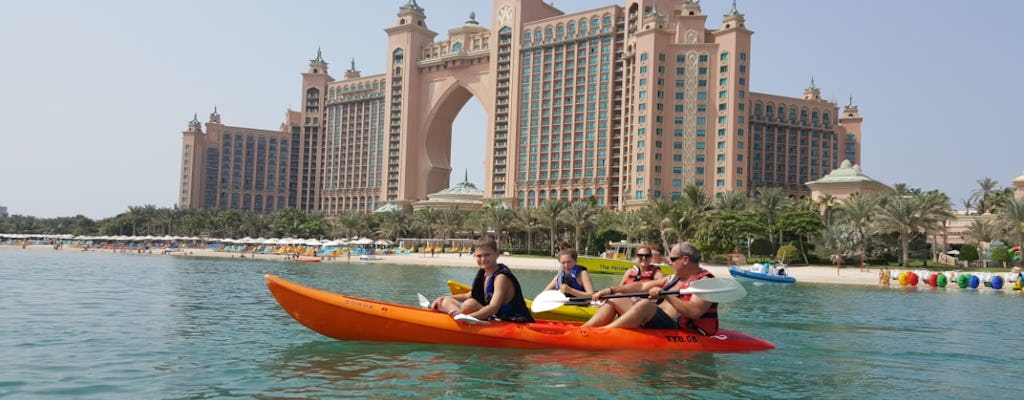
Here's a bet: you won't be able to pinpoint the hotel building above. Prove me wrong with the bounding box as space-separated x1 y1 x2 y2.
179 0 863 215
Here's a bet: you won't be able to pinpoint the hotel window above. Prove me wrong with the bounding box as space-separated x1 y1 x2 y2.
719 90 728 99
720 52 729 61
640 52 648 61
696 142 705 149
719 78 728 86
696 154 705 162
699 67 707 74
675 79 684 87
740 52 747 61
673 167 682 174
697 130 705 136
719 65 728 73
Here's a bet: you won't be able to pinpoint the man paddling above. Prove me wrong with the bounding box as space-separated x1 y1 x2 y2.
430 236 534 323
582 241 718 335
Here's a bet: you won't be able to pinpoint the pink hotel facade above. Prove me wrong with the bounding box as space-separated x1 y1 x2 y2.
178 0 862 215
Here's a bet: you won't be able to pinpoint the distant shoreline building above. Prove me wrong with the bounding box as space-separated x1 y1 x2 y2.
178 0 863 215
0 205 8 217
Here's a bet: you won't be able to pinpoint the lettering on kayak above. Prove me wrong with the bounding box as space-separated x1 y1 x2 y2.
343 299 375 310
665 335 700 343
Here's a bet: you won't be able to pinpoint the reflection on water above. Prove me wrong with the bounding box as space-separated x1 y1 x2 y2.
265 340 724 398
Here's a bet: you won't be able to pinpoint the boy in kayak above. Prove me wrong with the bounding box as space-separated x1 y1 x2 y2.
430 236 535 322
618 244 665 285
582 241 718 335
539 247 595 299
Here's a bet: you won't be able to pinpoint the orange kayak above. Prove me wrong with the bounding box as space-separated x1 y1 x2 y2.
265 274 775 353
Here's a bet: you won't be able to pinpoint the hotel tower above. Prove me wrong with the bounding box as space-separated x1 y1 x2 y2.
179 0 862 215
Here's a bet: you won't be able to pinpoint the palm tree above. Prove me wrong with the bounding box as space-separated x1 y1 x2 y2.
436 208 466 240
972 177 999 214
615 210 648 243
714 191 749 212
996 197 1024 261
675 185 713 245
512 208 545 255
539 199 568 255
821 224 862 275
558 199 603 252
412 208 442 239
478 201 514 249
873 192 952 267
753 187 789 247
960 197 975 215
834 193 880 269
374 210 409 241
814 193 838 226
641 197 681 251
965 218 1003 268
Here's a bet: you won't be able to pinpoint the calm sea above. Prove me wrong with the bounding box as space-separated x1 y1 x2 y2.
1 248 1021 399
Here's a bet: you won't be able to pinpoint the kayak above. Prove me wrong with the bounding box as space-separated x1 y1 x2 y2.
729 265 796 283
265 274 775 353
446 280 595 322
577 256 674 275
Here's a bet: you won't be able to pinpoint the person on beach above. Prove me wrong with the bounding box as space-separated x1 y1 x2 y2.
430 236 535 322
582 241 718 336
619 244 665 285
539 247 595 298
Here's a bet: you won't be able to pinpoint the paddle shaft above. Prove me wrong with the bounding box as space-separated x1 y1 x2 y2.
566 289 710 303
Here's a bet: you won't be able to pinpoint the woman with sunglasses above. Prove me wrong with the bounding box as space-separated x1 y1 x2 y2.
539 247 595 298
619 244 666 285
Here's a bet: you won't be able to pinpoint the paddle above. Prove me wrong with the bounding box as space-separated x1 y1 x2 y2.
531 277 747 313
416 293 489 324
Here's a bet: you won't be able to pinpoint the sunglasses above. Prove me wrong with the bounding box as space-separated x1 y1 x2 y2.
636 253 652 258
669 255 685 262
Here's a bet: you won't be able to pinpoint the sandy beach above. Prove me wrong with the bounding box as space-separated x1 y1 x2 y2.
8 243 884 286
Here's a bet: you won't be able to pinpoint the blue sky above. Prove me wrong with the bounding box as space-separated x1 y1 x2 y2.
1 0 1022 219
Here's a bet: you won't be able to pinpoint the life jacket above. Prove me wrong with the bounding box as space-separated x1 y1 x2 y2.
556 264 588 291
663 269 719 336
626 265 659 283
470 264 535 322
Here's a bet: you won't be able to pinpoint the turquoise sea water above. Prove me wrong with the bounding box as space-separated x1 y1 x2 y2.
1 248 1022 399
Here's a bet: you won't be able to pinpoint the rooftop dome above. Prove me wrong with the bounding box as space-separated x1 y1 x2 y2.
807 159 884 185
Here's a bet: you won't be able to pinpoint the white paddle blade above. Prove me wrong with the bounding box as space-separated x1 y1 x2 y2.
417 293 431 309
531 290 571 313
453 313 490 325
686 278 747 303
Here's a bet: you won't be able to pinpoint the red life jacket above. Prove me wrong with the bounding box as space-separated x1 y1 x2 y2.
664 269 719 336
626 265 659 283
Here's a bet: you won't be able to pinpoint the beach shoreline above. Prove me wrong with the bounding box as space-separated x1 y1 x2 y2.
4 243 886 286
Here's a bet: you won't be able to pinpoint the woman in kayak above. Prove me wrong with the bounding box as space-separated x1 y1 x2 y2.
583 241 718 336
430 236 535 322
539 247 595 299
618 244 665 285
